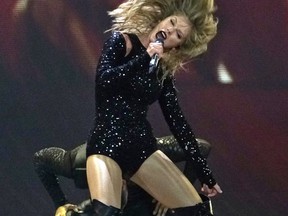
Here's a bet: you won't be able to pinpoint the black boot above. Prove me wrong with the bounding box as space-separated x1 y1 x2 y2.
197 194 213 216
67 199 120 216
166 194 213 216
92 199 120 216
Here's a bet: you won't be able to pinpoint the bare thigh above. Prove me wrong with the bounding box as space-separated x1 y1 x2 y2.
86 154 123 208
130 150 202 208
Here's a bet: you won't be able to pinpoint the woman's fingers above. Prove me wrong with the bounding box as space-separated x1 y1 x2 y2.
147 42 164 57
201 183 223 197
214 183 223 194
152 200 169 216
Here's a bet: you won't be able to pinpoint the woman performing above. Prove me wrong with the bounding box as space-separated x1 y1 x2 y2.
84 0 222 215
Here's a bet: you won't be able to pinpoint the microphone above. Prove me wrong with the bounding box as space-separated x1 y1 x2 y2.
149 33 165 73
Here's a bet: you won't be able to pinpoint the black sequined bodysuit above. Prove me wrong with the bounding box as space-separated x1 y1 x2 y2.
87 32 216 187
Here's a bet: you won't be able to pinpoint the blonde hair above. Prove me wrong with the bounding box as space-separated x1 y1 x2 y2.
108 0 218 79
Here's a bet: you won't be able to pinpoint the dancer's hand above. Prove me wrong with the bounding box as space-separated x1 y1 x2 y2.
147 41 164 58
201 183 223 197
55 203 78 216
152 199 171 216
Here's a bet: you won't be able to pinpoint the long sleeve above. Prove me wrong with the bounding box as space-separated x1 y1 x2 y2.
158 76 216 188
95 32 151 89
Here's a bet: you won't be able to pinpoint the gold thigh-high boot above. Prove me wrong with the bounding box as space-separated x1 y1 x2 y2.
166 194 213 216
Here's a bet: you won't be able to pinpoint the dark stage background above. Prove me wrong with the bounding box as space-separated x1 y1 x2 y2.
1 0 288 215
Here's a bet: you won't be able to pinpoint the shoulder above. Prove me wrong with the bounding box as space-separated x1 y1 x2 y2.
106 32 132 56
122 33 132 56
107 31 126 44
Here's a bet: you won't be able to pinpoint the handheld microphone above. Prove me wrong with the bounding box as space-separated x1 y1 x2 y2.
149 33 165 73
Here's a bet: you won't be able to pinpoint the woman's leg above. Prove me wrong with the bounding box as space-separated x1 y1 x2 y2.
86 154 122 215
130 150 202 208
130 150 213 215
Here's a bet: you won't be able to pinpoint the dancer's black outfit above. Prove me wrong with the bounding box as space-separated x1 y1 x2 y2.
34 136 212 216
87 32 216 186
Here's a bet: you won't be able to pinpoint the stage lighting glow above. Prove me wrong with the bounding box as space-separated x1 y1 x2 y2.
217 62 233 84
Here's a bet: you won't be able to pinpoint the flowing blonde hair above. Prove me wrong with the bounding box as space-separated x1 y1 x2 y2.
108 0 218 79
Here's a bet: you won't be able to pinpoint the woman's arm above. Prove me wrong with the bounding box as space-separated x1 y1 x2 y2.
95 32 151 90
158 76 216 188
33 147 72 208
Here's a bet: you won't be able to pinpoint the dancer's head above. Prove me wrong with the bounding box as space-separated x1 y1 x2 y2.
108 0 218 76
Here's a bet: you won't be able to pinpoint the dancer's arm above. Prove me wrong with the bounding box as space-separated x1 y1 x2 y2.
34 147 71 208
158 76 222 196
33 144 85 208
